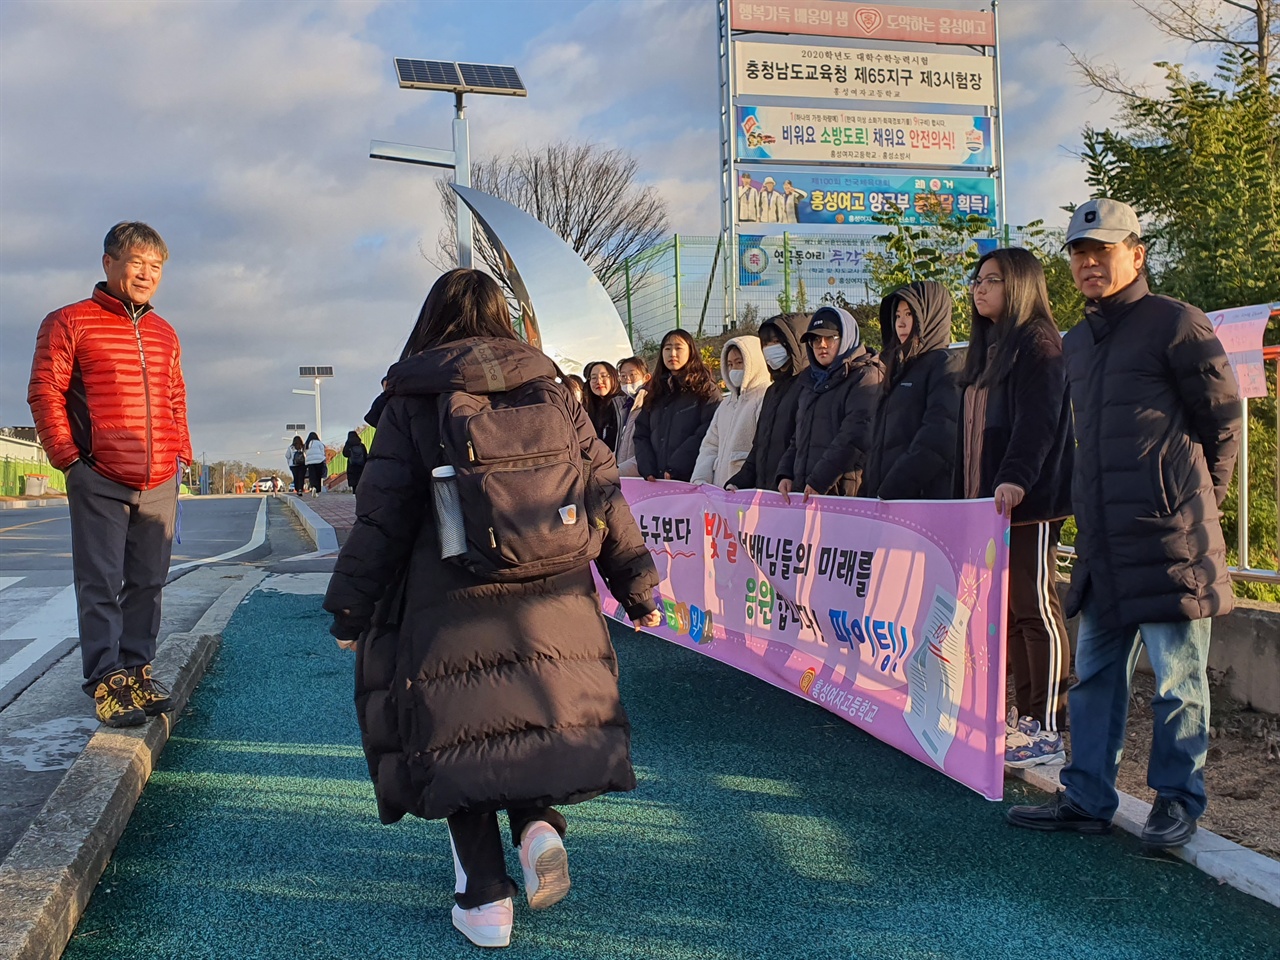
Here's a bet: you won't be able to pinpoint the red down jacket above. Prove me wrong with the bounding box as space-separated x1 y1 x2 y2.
27 283 192 490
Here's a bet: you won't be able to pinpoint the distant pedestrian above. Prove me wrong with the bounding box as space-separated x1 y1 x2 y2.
691 335 769 486
342 430 368 493
954 249 1074 768
27 221 191 727
323 268 660 949
633 329 721 482
583 360 626 451
304 431 326 497
614 356 651 477
1007 199 1242 848
287 435 306 494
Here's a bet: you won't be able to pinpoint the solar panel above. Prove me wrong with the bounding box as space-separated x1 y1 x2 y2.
395 58 463 90
298 366 334 378
457 62 526 96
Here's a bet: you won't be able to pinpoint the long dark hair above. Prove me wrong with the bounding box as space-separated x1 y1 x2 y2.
645 330 720 405
291 435 304 450
400 268 516 359
881 300 920 391
583 360 621 434
306 432 320 445
962 248 1058 388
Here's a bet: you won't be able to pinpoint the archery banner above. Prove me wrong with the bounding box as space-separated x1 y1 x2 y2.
600 480 1011 800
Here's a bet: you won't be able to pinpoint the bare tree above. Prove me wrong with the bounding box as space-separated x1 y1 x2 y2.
1065 0 1277 99
430 141 670 302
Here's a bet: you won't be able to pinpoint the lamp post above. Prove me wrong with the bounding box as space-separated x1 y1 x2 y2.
293 367 333 442
370 59 526 269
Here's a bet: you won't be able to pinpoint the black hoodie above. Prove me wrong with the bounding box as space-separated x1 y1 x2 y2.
861 282 962 499
727 313 811 490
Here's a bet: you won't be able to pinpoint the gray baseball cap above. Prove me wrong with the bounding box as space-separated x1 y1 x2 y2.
1064 198 1142 246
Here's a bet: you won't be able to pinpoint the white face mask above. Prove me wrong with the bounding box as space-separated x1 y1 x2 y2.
727 369 744 388
621 381 642 397
762 343 789 370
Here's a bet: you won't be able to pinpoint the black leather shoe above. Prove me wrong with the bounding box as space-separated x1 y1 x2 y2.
1142 797 1197 849
1006 791 1112 834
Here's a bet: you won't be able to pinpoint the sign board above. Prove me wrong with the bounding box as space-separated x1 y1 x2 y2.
730 0 994 46
734 40 994 107
737 104 993 167
1209 303 1271 399
738 233 877 296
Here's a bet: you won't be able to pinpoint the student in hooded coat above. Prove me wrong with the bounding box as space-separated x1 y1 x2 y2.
776 307 884 500
862 281 962 500
341 430 368 493
726 313 811 492
691 335 769 486
583 360 627 451
613 356 651 478
633 329 721 482
303 431 327 497
323 269 661 950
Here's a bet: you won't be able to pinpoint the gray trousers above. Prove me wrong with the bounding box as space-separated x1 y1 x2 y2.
65 461 178 694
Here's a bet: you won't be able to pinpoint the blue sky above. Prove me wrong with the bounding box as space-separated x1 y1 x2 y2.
0 0 1211 463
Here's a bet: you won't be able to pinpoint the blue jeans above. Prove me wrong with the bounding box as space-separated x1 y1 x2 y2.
1059 597 1212 820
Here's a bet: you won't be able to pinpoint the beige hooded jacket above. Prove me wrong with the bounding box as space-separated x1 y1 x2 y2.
691 335 770 486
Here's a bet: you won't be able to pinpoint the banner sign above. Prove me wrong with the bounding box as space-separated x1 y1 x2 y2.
734 40 995 107
730 0 994 46
737 104 993 167
599 480 1011 800
1209 303 1272 399
738 233 877 294
735 166 996 228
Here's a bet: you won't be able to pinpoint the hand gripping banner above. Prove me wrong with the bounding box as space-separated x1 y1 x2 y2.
600 479 1011 800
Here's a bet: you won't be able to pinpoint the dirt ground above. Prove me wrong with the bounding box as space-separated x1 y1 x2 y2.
1057 670 1280 857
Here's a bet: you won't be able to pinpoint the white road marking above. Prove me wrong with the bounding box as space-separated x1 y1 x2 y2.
169 497 267 573
0 578 23 592
257 573 332 595
0 585 79 692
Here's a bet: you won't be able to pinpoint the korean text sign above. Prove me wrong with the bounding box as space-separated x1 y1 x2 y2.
598 480 1011 800
1209 303 1271 399
730 0 994 46
735 41 995 108
736 105 993 168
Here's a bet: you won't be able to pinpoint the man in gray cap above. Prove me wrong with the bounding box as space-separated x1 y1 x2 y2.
1006 198 1241 848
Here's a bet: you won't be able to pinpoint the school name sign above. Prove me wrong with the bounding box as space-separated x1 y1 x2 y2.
600 480 1011 800
730 0 994 46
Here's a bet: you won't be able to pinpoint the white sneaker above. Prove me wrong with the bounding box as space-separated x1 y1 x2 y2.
518 821 570 910
451 897 512 949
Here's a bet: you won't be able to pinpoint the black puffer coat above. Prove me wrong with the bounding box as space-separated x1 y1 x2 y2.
633 389 719 481
862 282 961 499
727 313 811 490
323 338 659 825
1063 278 1241 626
777 309 884 496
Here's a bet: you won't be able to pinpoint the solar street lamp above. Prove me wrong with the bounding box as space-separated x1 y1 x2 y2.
293 366 333 442
371 59 527 269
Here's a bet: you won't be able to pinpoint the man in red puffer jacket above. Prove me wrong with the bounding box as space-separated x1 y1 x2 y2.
28 222 192 728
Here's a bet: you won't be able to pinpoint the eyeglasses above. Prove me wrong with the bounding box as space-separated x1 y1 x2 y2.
970 276 1005 289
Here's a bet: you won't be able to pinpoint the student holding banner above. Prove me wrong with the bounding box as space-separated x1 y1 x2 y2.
862 281 962 500
691 335 769 486
726 313 811 493
634 329 721 483
614 356 650 477
776 306 884 500
957 248 1075 768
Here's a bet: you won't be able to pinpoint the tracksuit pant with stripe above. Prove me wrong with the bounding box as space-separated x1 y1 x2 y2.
1007 520 1071 732
447 806 567 909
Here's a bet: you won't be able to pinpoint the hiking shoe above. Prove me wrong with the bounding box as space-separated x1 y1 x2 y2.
1006 791 1111 834
94 671 145 727
518 821 570 910
130 664 173 716
1142 797 1197 849
1005 728 1065 767
451 897 512 948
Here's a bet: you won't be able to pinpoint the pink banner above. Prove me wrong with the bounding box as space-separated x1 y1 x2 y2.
730 0 994 46
1209 303 1271 399
600 479 1010 800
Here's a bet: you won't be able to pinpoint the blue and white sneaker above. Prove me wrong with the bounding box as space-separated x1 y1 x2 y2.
1006 721 1066 768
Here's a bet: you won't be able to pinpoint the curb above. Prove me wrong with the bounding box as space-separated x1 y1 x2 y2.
0 500 66 511
1006 764 1280 909
0 567 267 960
275 493 338 552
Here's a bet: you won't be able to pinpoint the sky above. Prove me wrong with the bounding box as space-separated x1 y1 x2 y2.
0 0 1216 465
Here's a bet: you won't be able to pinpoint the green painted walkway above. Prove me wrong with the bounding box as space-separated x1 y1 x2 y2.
64 586 1280 960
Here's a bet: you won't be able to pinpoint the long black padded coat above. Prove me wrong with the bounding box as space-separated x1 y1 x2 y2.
632 387 719 482
1062 277 1241 627
726 312 811 490
861 281 962 499
323 338 659 825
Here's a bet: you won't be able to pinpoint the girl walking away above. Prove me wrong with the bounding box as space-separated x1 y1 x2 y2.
323 269 661 951
286 435 306 494
583 360 627 451
776 306 883 500
342 430 368 493
726 313 810 492
958 247 1074 767
862 282 963 499
614 356 651 478
633 329 721 482
691 335 770 486
303 432 327 497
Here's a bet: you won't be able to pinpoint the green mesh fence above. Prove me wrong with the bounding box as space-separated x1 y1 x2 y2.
0 458 66 497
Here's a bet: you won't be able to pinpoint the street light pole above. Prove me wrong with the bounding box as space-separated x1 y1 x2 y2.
294 366 334 442
454 92 472 269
